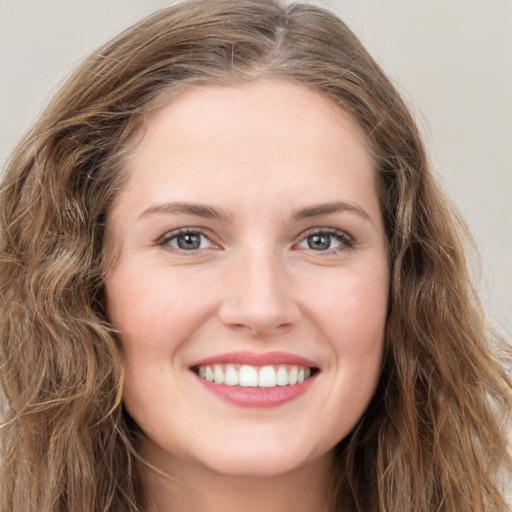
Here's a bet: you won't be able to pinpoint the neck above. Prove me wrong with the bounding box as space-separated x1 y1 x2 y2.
139 442 337 512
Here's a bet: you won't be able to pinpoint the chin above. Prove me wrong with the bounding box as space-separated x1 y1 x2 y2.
192 435 328 479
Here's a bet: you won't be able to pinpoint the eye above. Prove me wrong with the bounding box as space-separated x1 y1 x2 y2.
296 229 353 252
159 229 216 252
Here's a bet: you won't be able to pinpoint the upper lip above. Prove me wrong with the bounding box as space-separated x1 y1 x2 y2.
190 350 318 368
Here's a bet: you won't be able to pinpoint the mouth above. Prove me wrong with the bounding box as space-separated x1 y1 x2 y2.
189 351 320 407
192 363 318 388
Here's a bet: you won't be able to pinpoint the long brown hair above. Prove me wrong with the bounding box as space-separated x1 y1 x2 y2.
1 0 510 510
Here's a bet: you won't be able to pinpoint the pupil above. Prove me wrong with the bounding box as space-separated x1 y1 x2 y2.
177 233 201 250
308 234 331 250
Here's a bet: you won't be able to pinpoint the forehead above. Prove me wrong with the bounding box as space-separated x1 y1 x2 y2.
114 79 379 222
137 79 370 161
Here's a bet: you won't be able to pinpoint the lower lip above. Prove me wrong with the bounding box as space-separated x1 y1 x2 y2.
195 373 317 408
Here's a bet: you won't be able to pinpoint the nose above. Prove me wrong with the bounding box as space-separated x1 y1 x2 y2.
218 250 302 335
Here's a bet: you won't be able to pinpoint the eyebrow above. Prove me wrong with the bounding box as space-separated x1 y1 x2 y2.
137 200 372 223
292 201 372 223
137 201 231 221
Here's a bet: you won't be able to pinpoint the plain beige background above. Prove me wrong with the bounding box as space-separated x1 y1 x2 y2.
0 0 511 342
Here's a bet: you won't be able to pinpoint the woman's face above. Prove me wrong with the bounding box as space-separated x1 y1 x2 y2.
105 80 389 478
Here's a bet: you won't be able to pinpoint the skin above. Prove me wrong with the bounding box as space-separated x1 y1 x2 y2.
105 79 390 512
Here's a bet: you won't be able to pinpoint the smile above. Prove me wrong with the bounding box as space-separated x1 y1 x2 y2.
194 364 315 388
190 351 320 407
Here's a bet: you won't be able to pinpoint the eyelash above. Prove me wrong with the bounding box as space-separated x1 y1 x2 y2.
157 227 215 253
294 227 355 254
157 227 355 254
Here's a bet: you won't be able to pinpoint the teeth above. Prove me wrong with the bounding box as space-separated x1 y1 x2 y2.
258 365 277 388
288 365 298 385
276 365 288 386
205 366 214 382
196 363 315 388
213 364 224 384
239 365 258 387
224 364 239 386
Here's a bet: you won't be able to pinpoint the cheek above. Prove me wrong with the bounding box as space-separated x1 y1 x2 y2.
306 262 389 341
104 269 194 425
304 264 388 424
105 266 215 352
334 269 388 378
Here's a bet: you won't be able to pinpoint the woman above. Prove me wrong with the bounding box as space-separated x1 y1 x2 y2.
0 0 510 510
